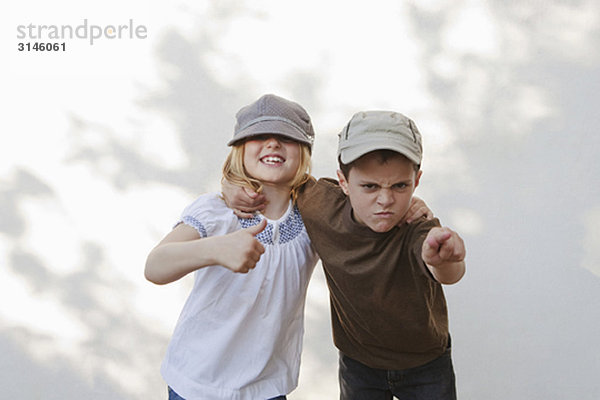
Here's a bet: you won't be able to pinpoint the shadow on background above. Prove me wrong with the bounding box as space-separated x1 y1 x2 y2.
2 1 600 399
2 2 331 399
409 2 600 398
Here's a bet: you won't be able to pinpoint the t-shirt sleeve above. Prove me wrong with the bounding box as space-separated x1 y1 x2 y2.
177 193 237 238
410 217 442 281
296 177 344 221
295 176 317 213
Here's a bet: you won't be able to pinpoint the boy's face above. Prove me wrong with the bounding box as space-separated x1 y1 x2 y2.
337 152 421 233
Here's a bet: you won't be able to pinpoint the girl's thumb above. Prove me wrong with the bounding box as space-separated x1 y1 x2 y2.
245 218 267 236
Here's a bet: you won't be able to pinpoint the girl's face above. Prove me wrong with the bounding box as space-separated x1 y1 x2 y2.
243 135 301 187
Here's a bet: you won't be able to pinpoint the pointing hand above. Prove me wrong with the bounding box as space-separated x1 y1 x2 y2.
422 227 465 267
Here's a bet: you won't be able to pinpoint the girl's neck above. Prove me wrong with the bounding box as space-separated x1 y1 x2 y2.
260 184 292 220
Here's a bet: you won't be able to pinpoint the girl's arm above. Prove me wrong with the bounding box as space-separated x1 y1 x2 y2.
145 219 267 285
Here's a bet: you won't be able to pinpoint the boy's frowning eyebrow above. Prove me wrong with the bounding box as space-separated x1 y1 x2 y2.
357 179 413 188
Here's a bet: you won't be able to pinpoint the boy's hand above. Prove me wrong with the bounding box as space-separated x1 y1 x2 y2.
422 227 466 284
221 181 267 218
216 219 267 273
422 227 465 265
400 196 434 225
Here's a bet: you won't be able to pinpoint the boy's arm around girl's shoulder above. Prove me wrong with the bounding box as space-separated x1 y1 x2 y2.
296 177 345 218
144 219 268 285
297 178 434 227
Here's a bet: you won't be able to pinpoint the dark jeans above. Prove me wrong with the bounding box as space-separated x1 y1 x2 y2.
338 348 457 400
168 386 286 400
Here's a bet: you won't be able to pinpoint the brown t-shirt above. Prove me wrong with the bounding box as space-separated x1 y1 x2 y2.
297 177 449 370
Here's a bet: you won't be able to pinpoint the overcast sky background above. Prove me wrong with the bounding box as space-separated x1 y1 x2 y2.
2 0 600 399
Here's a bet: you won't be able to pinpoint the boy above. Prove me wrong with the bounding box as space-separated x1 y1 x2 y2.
225 111 466 399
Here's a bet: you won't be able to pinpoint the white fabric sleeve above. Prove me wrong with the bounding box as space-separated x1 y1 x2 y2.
178 193 238 238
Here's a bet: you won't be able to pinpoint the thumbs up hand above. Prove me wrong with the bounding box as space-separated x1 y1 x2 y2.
216 219 267 273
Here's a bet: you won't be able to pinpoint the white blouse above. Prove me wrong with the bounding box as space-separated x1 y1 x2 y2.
161 193 318 400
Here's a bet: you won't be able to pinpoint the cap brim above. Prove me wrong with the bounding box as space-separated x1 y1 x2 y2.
228 120 312 147
339 138 421 165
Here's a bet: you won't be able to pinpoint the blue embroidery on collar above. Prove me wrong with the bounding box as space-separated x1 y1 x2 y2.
237 206 304 245
279 207 304 244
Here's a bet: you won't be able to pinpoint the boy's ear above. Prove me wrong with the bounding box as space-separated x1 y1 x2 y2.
337 170 350 195
415 170 422 189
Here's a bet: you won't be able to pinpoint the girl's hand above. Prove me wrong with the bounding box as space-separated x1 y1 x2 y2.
399 196 434 225
221 181 267 218
216 219 267 273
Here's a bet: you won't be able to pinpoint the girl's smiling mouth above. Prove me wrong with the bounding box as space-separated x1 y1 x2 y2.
260 155 285 165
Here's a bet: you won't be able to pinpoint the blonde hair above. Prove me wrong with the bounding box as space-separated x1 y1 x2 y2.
222 142 312 204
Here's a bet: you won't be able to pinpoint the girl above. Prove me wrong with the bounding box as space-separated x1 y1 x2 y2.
145 94 319 400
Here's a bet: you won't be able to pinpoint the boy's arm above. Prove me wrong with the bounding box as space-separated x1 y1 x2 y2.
421 227 466 284
222 179 434 223
145 219 267 284
221 180 267 218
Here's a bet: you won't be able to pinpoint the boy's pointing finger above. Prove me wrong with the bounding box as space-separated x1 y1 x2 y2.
425 228 452 249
